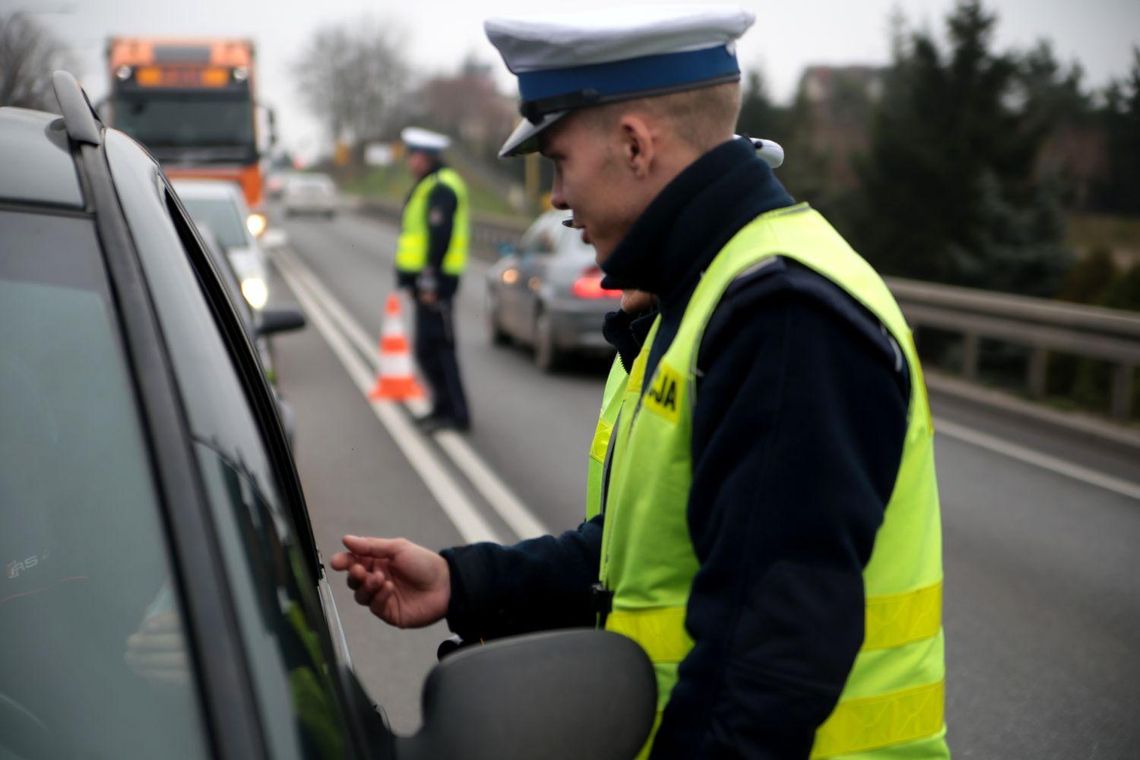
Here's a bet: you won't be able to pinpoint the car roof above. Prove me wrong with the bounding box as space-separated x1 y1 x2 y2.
171 178 246 200
0 107 84 209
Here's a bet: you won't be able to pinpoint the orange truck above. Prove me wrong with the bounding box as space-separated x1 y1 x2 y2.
105 37 272 234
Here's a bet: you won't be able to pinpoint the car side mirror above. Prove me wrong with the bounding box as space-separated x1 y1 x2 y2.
497 241 517 258
256 307 306 337
396 629 656 760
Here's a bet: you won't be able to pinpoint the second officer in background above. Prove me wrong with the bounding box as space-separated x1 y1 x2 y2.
394 127 471 432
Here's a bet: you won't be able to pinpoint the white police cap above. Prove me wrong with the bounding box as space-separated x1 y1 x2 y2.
486 5 755 157
401 126 451 154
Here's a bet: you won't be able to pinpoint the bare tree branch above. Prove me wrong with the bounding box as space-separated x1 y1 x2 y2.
0 11 76 111
292 16 411 146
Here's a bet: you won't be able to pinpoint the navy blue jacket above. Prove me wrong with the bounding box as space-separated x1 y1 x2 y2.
443 138 908 758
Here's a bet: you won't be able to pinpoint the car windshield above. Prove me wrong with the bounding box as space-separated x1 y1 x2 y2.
180 195 249 249
112 93 255 153
0 210 208 759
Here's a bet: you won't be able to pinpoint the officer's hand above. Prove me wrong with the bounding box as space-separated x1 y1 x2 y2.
329 535 450 628
418 290 438 305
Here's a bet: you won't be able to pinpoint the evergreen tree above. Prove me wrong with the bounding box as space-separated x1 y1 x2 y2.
1096 49 1140 214
851 0 1072 295
736 70 785 139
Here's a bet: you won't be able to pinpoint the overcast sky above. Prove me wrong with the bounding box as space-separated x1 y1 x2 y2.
14 0 1139 161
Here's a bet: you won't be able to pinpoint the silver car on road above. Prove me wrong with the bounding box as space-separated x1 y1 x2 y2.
485 210 621 371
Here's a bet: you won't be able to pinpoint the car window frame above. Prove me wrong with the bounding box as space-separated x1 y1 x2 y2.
78 129 266 760
158 170 391 760
98 127 389 759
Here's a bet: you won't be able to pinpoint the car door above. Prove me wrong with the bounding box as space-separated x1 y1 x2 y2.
103 128 388 759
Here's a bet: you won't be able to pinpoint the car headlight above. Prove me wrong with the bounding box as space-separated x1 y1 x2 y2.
246 212 268 239
241 276 269 310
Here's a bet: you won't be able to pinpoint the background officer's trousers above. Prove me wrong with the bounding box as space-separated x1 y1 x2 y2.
413 298 470 426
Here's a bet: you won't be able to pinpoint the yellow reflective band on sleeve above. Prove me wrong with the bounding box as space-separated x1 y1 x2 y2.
863 582 942 652
590 419 613 463
811 680 944 759
605 607 693 664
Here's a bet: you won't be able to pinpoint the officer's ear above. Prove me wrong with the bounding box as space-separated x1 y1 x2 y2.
616 114 656 179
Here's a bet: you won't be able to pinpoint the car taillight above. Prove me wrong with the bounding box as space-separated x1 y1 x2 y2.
571 267 620 299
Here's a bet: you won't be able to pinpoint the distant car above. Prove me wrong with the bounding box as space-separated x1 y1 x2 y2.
0 71 656 760
265 170 295 201
172 178 270 310
486 209 621 371
282 173 338 218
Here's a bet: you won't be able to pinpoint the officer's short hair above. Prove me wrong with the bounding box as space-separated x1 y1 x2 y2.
582 81 742 153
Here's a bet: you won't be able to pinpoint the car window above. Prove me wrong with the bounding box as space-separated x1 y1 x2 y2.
194 443 349 759
558 223 596 258
0 209 208 759
105 130 357 757
180 195 249 249
521 214 559 255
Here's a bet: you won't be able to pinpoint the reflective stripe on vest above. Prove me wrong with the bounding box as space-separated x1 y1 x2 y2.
586 357 631 520
394 167 470 276
599 204 948 759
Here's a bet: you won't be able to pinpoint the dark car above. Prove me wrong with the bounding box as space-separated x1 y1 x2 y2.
485 210 621 371
0 72 654 760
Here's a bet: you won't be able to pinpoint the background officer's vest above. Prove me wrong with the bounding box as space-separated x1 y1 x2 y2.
586 357 630 520
394 167 470 276
600 204 949 759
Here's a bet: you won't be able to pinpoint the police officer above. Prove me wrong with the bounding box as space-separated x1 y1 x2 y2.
395 127 471 432
587 137 784 521
333 7 949 758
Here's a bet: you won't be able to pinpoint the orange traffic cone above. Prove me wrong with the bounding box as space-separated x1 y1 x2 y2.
369 294 425 401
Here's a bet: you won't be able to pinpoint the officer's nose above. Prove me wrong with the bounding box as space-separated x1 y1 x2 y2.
550 171 568 210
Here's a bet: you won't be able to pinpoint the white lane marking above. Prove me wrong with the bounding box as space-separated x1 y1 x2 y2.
276 246 549 539
275 247 502 544
434 432 548 538
934 417 1140 502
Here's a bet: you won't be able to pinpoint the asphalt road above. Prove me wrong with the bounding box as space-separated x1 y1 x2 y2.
267 206 1140 757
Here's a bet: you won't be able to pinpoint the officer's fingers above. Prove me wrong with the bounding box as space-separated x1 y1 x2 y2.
353 569 388 606
329 551 357 572
342 534 408 561
353 580 377 608
368 580 398 623
345 563 371 590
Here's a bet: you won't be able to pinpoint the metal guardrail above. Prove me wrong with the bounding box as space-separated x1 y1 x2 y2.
352 195 1140 420
889 278 1140 420
353 196 529 252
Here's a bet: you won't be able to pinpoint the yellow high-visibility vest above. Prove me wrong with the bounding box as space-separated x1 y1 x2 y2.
586 356 630 520
600 204 949 759
394 167 469 276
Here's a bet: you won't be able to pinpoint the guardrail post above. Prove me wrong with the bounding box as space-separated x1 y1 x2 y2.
962 333 980 380
1111 365 1134 420
1028 348 1048 399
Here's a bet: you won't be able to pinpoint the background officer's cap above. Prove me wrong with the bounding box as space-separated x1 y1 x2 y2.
401 126 451 155
485 5 755 157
